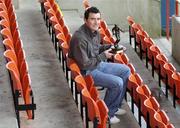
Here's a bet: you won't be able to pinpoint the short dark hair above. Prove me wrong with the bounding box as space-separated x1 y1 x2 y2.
84 6 100 20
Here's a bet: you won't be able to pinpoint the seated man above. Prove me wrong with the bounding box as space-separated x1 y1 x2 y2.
68 6 130 124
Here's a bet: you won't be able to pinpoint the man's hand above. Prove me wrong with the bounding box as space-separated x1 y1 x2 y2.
104 49 114 59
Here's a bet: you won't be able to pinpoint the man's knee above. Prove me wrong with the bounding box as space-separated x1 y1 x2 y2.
124 65 131 77
111 78 123 91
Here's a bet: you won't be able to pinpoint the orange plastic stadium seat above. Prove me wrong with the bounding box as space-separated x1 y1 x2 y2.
83 0 90 9
149 45 161 77
1 27 13 41
81 88 101 128
99 27 106 39
0 10 10 22
127 16 135 45
132 23 143 52
96 100 109 128
0 3 8 12
154 110 170 128
137 30 149 59
13 31 22 52
54 23 63 36
163 63 176 97
75 75 98 101
61 42 69 77
6 61 22 97
67 57 81 94
49 15 59 28
89 86 100 102
167 124 175 128
60 41 69 57
51 2 59 14
0 0 11 7
44 1 52 13
22 73 35 119
136 84 151 106
136 84 151 125
75 74 98 118
7 3 14 17
4 49 18 65
47 8 56 19
17 48 26 69
62 25 70 38
74 74 87 113
144 37 154 68
103 36 112 44
121 53 129 64
9 12 17 29
58 17 65 28
56 10 63 20
66 33 72 45
56 30 66 43
48 0 56 6
109 36 115 44
127 63 136 74
56 32 66 60
155 54 168 87
19 59 29 82
67 57 81 79
127 73 143 93
127 73 143 113
114 53 129 64
3 38 14 50
0 19 10 29
105 29 112 38
100 20 108 30
172 72 180 107
84 75 94 91
143 97 160 128
11 21 19 38
150 45 162 64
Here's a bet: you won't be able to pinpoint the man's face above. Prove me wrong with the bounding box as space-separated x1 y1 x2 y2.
85 13 101 32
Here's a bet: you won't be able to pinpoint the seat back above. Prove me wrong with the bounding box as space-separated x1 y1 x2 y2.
82 88 101 125
96 100 109 128
143 97 160 126
154 110 170 128
6 61 22 96
22 73 34 119
74 75 86 92
172 72 180 98
3 38 14 50
4 49 18 65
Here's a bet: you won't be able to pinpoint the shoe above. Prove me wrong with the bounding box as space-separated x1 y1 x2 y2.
115 108 126 115
110 116 120 124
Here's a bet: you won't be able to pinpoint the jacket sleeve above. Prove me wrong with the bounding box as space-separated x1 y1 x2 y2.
72 38 107 70
99 44 112 53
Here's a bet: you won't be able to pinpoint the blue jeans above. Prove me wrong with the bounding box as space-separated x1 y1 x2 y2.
87 62 130 117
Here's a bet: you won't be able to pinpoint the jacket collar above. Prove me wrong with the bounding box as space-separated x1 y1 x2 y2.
82 24 98 38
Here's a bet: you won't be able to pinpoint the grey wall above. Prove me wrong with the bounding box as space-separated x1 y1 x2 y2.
13 0 19 9
172 16 180 64
57 0 161 38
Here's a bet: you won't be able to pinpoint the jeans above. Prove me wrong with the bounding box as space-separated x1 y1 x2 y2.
87 62 131 117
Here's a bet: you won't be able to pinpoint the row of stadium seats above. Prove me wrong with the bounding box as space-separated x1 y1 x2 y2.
0 0 36 127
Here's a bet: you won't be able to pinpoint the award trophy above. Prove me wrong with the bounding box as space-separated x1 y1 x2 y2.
111 24 125 53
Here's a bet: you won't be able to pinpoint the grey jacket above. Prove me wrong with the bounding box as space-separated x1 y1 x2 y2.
68 24 111 71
